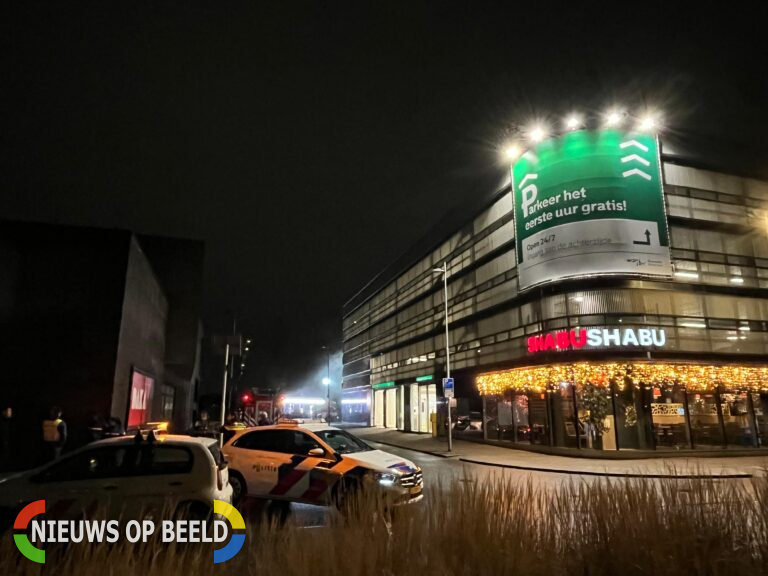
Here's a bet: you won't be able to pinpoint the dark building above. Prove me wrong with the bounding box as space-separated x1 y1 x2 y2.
342 131 768 454
0 221 204 467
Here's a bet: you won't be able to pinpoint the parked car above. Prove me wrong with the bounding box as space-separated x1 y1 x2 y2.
222 421 423 508
0 432 232 532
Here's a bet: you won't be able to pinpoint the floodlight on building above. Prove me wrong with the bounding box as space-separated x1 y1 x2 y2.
637 114 660 132
565 114 582 130
528 125 547 143
604 109 624 127
503 144 522 160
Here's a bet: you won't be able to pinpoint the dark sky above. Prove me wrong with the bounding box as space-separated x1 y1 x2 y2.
3 2 767 390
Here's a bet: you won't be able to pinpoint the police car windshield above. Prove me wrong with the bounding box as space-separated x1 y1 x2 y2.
315 430 370 454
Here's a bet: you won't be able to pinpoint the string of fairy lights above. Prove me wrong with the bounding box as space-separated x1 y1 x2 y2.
475 362 768 395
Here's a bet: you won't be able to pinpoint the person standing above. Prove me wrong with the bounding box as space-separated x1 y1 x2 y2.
42 406 67 461
0 406 13 471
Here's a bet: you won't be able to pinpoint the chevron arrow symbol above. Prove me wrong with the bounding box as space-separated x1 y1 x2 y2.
518 173 538 189
622 168 651 180
619 140 649 152
621 154 650 166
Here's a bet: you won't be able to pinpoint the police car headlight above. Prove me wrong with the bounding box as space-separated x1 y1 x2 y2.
375 472 398 486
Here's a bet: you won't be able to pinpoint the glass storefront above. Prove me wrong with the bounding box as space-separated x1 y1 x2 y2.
373 389 385 427
385 388 397 428
752 393 768 447
478 362 768 452
340 390 371 424
371 382 437 432
649 384 690 449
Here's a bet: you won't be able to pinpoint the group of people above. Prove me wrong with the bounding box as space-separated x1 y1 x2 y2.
0 404 130 472
189 408 275 436
0 405 68 471
0 403 280 472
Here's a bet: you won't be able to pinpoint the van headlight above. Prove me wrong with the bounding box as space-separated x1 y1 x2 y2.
375 472 398 487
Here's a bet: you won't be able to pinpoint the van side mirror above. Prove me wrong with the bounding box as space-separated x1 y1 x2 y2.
308 447 325 457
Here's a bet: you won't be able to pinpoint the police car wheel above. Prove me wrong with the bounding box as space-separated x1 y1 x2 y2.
229 471 246 506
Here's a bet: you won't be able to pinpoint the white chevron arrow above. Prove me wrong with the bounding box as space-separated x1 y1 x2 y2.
620 140 649 152
622 168 651 180
518 173 538 188
621 154 650 166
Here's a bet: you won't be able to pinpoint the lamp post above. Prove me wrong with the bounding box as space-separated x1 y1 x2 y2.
322 377 331 422
322 345 331 423
432 262 452 452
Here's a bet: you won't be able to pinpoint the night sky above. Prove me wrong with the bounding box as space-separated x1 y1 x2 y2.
3 2 767 392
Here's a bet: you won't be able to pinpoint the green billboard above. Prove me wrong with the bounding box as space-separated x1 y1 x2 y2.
511 129 671 291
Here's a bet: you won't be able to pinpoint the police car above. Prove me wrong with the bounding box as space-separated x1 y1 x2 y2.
222 422 423 507
0 432 232 531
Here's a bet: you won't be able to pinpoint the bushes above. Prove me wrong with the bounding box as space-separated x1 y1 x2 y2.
3 473 767 575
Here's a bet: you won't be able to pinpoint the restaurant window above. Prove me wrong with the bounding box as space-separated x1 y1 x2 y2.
687 392 724 447
720 391 756 447
553 383 581 448
614 380 653 450
650 384 690 450
528 392 551 446
577 383 615 450
752 393 768 447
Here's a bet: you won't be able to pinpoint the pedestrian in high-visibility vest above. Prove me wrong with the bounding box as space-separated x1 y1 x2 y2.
42 406 67 461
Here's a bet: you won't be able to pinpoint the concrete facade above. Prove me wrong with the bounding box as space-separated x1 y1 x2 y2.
0 221 204 467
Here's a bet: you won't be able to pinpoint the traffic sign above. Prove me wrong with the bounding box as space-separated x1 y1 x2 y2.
442 377 454 398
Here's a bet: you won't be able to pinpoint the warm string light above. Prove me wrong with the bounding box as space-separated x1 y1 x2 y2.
476 362 768 396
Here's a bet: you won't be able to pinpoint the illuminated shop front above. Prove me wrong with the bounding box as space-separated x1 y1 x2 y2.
372 375 438 433
477 362 768 451
342 119 768 456
340 387 372 424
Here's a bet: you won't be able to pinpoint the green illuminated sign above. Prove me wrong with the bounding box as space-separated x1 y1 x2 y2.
511 129 671 291
372 381 396 390
416 375 433 382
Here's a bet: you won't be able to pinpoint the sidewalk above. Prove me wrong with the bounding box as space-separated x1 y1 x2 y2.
353 427 768 478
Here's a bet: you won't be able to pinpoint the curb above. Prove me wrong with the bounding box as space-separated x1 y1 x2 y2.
458 458 754 479
365 437 754 479
364 438 458 459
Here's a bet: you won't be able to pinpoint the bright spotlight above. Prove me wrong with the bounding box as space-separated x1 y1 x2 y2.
604 109 624 127
503 144 522 160
637 114 659 132
565 114 581 130
528 125 547 143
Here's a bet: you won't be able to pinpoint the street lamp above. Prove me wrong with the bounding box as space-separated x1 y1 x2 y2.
322 346 331 423
322 378 331 422
432 262 453 452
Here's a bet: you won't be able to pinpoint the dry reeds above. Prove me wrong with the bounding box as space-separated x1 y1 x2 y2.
2 473 766 575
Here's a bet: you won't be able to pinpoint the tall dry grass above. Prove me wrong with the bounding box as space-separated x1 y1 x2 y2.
2 474 767 576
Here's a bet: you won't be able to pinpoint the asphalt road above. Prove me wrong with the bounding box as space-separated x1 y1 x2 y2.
240 440 578 528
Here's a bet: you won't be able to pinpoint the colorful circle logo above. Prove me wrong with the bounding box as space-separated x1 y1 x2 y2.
14 500 46 564
212 500 245 564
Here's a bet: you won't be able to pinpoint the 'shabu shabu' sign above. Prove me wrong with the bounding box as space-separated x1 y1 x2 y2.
528 327 667 353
